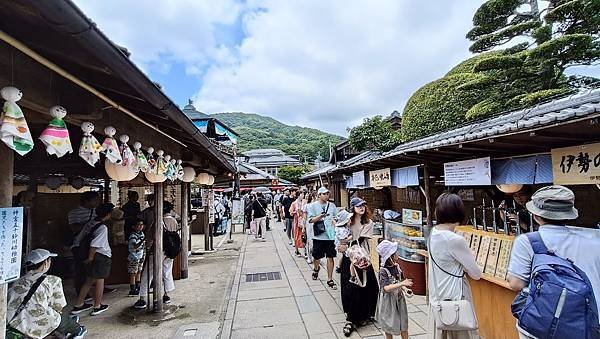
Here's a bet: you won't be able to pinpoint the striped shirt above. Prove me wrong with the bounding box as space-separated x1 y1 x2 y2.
67 206 95 226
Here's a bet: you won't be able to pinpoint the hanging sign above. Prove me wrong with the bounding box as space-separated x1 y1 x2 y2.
369 168 391 187
202 189 215 224
0 207 23 283
444 157 491 186
402 208 422 225
551 142 600 185
352 170 365 186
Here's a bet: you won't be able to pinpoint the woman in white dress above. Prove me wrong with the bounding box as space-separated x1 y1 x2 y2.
428 193 482 339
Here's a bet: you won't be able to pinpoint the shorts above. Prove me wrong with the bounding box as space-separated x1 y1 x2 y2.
312 239 337 259
87 253 112 279
127 256 144 274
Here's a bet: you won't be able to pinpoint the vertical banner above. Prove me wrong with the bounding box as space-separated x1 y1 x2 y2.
369 168 391 187
444 157 491 186
0 207 23 283
202 189 215 224
551 142 600 185
352 170 365 186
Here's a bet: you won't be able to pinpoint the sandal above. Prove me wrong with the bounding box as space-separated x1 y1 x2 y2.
312 267 320 280
327 279 338 290
343 322 354 337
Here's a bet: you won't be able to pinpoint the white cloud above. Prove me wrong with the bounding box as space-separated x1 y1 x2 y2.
194 0 483 135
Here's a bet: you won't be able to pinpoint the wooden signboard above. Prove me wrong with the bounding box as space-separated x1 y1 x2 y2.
476 236 491 272
551 142 600 185
495 239 513 280
484 238 501 275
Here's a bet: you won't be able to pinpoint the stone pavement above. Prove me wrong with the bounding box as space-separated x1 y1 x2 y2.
220 221 430 339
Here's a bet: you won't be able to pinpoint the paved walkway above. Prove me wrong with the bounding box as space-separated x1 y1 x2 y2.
221 221 430 339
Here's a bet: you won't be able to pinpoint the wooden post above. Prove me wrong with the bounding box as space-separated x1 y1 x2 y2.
0 144 15 339
423 163 434 229
153 183 164 312
180 182 189 279
204 205 210 251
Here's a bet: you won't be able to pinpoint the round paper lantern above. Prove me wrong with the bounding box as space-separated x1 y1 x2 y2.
496 184 523 194
196 172 210 185
182 167 196 182
207 174 215 186
105 159 139 181
145 171 167 183
45 177 62 190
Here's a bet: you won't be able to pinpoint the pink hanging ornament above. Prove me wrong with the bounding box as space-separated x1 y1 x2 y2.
101 126 122 163
39 105 73 157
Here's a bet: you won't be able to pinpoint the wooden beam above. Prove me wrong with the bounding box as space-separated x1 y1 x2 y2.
153 184 164 313
422 162 434 228
0 143 14 334
180 182 189 279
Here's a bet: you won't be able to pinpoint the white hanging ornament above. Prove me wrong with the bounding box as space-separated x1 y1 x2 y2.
133 142 149 172
118 134 135 169
78 122 102 166
182 167 196 182
101 126 122 164
165 155 176 181
176 159 185 180
105 158 139 181
0 86 34 155
156 149 167 175
196 172 210 185
146 147 157 173
207 174 215 186
39 105 73 157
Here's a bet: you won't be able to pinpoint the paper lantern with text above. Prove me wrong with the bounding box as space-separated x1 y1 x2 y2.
182 167 196 182
145 171 167 183
105 158 139 181
207 174 215 186
196 172 210 185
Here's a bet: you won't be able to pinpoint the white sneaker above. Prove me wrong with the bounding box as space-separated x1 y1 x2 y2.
260 238 267 242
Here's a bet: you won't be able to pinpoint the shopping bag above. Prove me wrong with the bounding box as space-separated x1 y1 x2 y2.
250 220 257 235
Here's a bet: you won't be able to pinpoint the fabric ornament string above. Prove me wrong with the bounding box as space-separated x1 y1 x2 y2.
176 159 185 180
78 121 102 166
118 135 135 170
0 86 33 155
156 149 167 175
39 105 72 157
101 126 122 164
164 155 176 181
132 142 149 172
146 147 157 173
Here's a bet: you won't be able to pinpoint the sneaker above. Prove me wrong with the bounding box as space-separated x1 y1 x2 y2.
103 287 117 294
70 303 93 315
73 326 87 339
260 238 267 242
163 295 171 304
90 304 109 316
133 299 147 309
336 266 341 274
70 315 80 323
128 288 139 297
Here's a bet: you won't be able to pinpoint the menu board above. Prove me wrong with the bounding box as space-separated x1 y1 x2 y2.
470 234 481 256
495 239 513 279
444 157 491 186
484 238 501 275
476 236 491 271
0 207 23 284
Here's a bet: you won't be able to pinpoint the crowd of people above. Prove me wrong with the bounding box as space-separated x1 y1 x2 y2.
248 185 600 339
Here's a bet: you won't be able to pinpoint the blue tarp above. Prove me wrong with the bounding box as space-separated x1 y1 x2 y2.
215 122 238 143
491 154 553 184
391 166 419 187
193 120 208 133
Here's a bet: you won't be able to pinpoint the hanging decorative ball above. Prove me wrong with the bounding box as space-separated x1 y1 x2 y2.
71 176 85 190
44 176 62 190
145 171 167 183
207 174 215 186
496 184 523 194
182 167 196 182
195 172 210 185
105 158 139 181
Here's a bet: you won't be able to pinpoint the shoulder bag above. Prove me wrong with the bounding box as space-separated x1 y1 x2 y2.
429 250 478 331
312 203 329 236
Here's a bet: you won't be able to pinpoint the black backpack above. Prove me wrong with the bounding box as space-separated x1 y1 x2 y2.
163 217 181 259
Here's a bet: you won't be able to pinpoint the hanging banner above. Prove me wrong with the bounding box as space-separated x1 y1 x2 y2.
551 142 600 185
0 207 23 284
352 170 365 186
369 168 391 187
202 189 215 224
444 157 491 186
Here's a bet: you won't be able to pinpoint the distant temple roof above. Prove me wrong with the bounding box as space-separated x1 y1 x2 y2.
182 99 209 119
243 148 302 167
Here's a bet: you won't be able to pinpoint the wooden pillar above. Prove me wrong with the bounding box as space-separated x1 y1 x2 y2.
423 163 434 228
0 143 15 339
180 182 189 279
204 207 210 251
153 183 164 312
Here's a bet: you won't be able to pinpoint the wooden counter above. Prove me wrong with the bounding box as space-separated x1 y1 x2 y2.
421 226 519 339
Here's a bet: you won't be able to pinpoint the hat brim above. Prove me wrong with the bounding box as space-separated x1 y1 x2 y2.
335 213 353 226
525 201 579 220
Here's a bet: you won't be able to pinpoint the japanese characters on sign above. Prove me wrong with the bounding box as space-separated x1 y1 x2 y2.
402 208 423 225
444 157 491 186
369 168 391 187
0 207 23 284
551 142 600 185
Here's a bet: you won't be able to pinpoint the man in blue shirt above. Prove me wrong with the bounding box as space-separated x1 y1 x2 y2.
307 187 338 290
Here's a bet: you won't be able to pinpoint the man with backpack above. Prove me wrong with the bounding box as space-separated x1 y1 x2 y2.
71 203 114 316
252 192 269 241
508 185 600 339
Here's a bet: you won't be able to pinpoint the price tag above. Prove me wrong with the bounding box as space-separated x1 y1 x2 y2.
495 239 513 280
484 238 501 275
476 236 491 272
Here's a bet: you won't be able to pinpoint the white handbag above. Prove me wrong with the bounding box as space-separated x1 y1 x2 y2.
429 251 478 331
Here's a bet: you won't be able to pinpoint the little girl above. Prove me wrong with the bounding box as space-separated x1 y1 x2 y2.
376 240 413 339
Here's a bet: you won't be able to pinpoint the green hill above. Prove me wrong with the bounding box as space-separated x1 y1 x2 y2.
211 112 344 162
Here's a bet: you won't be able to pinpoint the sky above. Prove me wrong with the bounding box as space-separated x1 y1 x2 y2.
74 0 598 136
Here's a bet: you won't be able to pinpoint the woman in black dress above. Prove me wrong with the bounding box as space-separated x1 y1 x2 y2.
338 197 379 337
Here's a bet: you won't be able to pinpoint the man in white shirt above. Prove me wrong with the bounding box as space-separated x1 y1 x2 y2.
68 191 100 294
307 187 338 290
508 185 600 338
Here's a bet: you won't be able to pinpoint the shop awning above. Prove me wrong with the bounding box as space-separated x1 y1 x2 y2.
491 154 553 184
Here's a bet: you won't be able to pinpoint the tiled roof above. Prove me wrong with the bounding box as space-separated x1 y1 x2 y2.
300 163 336 180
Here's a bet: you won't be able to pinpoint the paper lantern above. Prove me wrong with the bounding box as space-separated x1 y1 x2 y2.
182 167 196 182
196 172 210 185
105 158 139 182
207 174 215 186
45 177 62 190
145 171 167 183
496 184 523 194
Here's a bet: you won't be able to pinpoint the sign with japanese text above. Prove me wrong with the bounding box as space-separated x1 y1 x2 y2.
551 143 600 185
201 189 215 224
0 207 23 284
352 171 365 186
369 168 391 187
402 208 423 225
444 157 491 186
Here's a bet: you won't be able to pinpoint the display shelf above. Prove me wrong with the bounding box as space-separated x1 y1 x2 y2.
399 256 425 264
398 244 418 252
384 218 427 263
406 236 426 241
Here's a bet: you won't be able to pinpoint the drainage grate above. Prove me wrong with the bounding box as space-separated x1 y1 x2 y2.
245 271 282 282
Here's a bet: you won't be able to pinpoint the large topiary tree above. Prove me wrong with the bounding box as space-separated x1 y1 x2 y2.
401 0 599 142
347 115 401 152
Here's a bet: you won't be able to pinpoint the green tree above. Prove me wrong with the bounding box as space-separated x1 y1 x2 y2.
347 116 401 152
278 165 309 184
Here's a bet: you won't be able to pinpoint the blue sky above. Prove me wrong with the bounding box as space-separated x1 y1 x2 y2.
75 0 599 136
